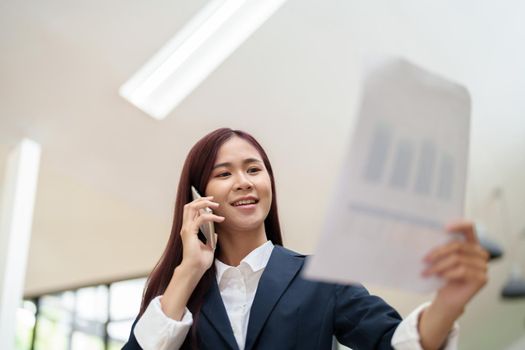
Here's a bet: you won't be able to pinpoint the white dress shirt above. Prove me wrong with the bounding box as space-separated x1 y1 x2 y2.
134 241 459 350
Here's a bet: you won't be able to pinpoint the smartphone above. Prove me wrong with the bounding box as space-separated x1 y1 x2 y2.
191 186 216 249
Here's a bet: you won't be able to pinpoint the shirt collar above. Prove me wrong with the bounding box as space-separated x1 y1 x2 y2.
215 240 274 282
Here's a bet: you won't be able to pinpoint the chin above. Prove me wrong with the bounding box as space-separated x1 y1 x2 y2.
221 220 265 233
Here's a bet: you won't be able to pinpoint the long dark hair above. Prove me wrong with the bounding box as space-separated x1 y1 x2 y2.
138 128 283 344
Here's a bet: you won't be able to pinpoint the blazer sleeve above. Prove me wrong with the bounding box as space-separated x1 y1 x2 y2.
122 318 142 350
333 284 402 350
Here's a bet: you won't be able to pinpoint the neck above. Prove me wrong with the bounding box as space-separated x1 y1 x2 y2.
216 225 268 266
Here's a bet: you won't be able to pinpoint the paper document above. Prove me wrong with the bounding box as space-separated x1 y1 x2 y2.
303 55 471 293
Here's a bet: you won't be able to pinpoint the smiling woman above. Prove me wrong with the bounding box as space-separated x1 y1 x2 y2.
122 128 488 350
124 128 284 349
205 136 273 266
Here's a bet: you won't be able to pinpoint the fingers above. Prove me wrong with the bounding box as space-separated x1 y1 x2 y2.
438 264 488 286
423 222 489 284
180 196 223 240
423 249 488 286
422 251 487 277
194 212 225 228
424 220 488 264
183 197 217 221
445 220 477 244
424 240 489 264
184 196 219 214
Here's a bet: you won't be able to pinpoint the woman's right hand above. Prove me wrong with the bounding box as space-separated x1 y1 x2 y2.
179 196 225 274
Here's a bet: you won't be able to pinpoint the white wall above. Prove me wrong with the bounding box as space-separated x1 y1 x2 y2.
23 161 171 296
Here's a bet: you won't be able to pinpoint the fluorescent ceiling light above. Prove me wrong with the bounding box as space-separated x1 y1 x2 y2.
120 0 288 120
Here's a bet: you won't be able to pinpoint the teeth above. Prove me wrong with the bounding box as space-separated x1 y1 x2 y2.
233 199 256 206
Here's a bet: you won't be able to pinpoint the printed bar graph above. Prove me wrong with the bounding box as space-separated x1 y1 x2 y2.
362 124 456 203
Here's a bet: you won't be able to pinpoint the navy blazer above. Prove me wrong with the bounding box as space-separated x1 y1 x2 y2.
123 246 402 349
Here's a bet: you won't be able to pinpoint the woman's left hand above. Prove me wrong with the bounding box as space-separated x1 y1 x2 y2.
423 220 489 312
418 220 489 349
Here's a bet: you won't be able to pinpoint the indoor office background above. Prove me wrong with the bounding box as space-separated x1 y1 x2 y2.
1 0 525 349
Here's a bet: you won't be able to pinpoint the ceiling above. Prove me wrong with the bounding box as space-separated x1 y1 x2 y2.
1 0 524 222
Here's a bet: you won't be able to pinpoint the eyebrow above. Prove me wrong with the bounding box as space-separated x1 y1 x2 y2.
212 158 263 170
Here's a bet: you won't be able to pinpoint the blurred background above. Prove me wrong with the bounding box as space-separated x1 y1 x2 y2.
1 0 524 349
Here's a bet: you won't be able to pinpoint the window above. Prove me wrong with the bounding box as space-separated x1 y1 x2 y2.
16 277 146 350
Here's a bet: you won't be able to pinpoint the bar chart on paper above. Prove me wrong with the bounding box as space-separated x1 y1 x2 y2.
304 55 471 292
350 122 457 231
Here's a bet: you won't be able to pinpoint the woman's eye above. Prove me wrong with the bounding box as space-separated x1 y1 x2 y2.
216 172 230 178
247 167 261 174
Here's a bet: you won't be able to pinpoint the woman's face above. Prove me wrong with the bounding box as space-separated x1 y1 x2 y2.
205 136 272 233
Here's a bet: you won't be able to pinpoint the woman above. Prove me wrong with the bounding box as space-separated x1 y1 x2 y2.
123 128 488 350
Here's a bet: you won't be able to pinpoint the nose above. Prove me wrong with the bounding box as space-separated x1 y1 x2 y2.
234 172 253 191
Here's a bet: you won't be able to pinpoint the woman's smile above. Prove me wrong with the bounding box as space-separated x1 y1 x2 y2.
231 196 259 208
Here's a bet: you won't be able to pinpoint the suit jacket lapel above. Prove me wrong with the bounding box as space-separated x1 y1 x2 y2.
201 278 239 350
244 246 304 350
